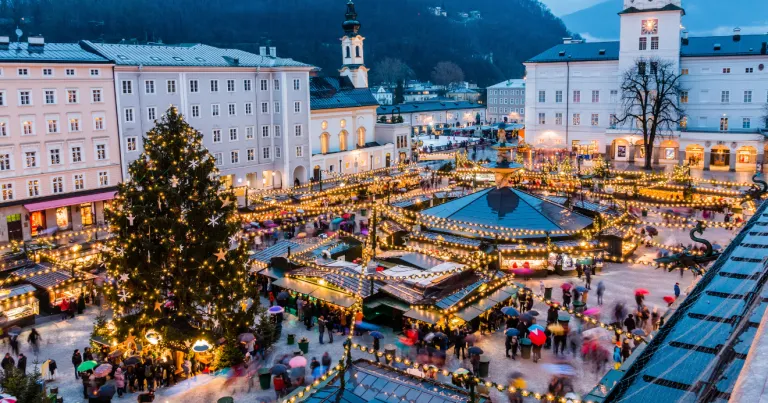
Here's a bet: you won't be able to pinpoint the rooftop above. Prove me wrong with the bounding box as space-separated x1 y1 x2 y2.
488 79 526 89
377 100 485 115
0 42 110 63
310 76 380 110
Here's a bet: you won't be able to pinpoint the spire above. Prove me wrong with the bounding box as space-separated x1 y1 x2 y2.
342 0 361 36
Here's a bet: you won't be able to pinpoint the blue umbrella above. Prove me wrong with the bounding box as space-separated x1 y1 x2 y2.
332 217 343 224
528 324 545 332
268 306 284 314
501 306 519 316
505 328 520 337
369 331 385 339
575 286 588 293
557 313 571 322
468 346 483 355
713 244 723 251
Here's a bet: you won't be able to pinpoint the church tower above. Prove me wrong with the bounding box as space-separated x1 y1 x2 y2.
339 0 369 89
618 0 684 73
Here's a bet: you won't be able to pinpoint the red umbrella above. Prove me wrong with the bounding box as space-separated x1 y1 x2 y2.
663 296 676 304
342 213 351 219
583 307 601 316
528 329 547 346
635 288 650 296
512 268 534 276
560 283 572 291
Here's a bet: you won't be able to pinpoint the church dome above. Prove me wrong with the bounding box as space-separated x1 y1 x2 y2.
342 0 361 36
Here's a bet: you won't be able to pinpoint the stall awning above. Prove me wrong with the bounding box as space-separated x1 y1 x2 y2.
404 308 442 325
24 190 116 212
272 277 356 308
487 286 518 304
365 297 412 312
453 306 484 322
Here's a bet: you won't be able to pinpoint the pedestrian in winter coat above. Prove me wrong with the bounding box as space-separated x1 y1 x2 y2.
326 319 334 343
83 347 94 362
674 282 681 298
596 281 605 305
563 290 572 309
624 314 636 333
1 353 14 372
505 336 518 359
72 349 83 379
28 328 41 355
584 266 592 290
9 336 19 356
268 292 275 307
318 316 326 344
621 340 632 362
115 368 126 397
321 352 331 369
17 353 26 374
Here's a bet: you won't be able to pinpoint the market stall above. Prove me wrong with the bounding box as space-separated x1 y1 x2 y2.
13 264 95 313
0 284 39 329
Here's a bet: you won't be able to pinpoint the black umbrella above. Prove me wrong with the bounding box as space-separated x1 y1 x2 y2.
468 346 483 355
277 291 289 300
98 383 116 398
290 366 305 378
123 356 141 366
521 313 533 322
528 310 540 317
271 364 288 375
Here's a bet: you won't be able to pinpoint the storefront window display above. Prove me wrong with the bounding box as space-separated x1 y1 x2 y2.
30 211 46 237
56 206 71 230
80 202 94 226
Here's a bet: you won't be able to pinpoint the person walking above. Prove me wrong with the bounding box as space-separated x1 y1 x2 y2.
505 335 517 359
1 353 14 373
325 317 334 343
17 353 27 374
584 266 592 290
674 282 681 298
318 316 326 344
624 314 636 333
455 331 466 360
596 281 605 306
562 289 572 309
27 328 42 356
71 349 83 379
115 367 126 397
373 336 381 363
9 335 19 356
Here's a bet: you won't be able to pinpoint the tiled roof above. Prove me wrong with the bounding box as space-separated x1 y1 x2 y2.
618 4 684 14
80 41 312 68
14 263 74 289
310 76 380 110
0 284 36 301
377 100 485 115
250 240 301 264
604 202 768 402
682 34 768 58
525 41 620 63
488 79 526 89
0 42 109 63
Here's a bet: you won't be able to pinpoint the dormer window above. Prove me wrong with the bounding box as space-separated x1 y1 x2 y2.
558 51 566 57
150 56 162 61
173 57 184 61
598 49 606 55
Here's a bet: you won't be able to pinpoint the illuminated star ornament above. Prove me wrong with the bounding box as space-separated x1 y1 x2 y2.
221 197 233 208
228 234 239 245
190 159 199 169
116 247 126 256
119 274 129 282
118 289 129 302
214 248 227 262
127 214 135 226
154 301 162 312
170 175 180 188
212 318 220 328
207 214 220 227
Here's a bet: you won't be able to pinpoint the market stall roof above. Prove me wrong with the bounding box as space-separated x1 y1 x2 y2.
411 232 483 248
421 187 593 239
13 264 75 289
542 196 616 215
403 308 442 325
272 277 356 308
364 297 411 312
382 252 444 270
292 263 383 298
453 306 484 322
257 266 285 280
250 240 310 264
452 284 517 322
0 284 36 301
435 278 486 310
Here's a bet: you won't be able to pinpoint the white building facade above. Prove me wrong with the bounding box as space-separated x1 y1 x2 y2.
487 79 526 123
372 86 393 105
377 101 486 135
524 0 768 171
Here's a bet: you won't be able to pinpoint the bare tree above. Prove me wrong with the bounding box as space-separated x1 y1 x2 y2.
616 57 685 169
371 58 414 87
431 61 464 88
762 102 768 129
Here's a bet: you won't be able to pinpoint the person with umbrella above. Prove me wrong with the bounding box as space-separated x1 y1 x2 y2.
27 328 41 355
469 350 481 373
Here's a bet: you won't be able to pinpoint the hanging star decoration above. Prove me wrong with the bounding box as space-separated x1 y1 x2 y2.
127 214 135 226
208 214 221 227
154 301 162 312
190 160 199 169
228 234 239 245
170 175 180 188
180 207 189 218
221 197 233 208
212 318 220 328
118 289 129 302
214 248 227 262
157 199 162 211
116 247 126 256
119 274 129 282
240 300 248 312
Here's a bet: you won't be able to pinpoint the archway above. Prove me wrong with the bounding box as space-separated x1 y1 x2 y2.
293 166 306 187
736 145 757 164
612 139 629 161
634 139 646 160
320 132 330 154
710 145 730 168
685 144 704 167
357 127 366 148
385 153 391 167
659 139 679 162
339 130 348 152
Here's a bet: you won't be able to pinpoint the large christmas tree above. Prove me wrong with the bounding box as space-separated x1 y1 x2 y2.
102 107 258 351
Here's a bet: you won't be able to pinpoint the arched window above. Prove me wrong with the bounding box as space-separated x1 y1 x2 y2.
320 132 330 154
355 46 361 58
339 130 348 151
345 46 351 58
357 127 366 147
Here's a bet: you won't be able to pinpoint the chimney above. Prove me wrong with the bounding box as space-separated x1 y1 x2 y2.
0 36 9 45
232 57 239 65
733 27 741 42
27 36 44 46
681 30 689 45
259 46 266 56
269 47 277 57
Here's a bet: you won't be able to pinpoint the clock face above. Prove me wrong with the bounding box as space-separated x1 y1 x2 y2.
641 19 659 35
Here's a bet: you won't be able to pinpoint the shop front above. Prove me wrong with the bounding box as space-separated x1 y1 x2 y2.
13 264 95 313
0 284 39 329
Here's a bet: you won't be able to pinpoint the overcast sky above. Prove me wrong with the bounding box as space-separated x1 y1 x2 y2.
539 0 608 16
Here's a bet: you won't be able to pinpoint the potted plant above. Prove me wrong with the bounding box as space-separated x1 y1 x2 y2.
298 337 309 354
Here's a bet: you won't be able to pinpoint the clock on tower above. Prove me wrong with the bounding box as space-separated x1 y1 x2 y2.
641 19 659 34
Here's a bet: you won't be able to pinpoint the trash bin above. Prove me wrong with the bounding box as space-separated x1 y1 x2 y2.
520 338 532 359
478 355 490 377
258 368 272 390
298 339 309 354
573 301 586 314
217 397 235 403
641 209 648 217
287 334 295 345
384 344 397 364
544 287 553 300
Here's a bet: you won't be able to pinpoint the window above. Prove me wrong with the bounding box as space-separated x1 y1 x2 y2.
246 126 255 139
262 147 271 159
66 69 75 76
17 68 28 76
244 79 252 91
45 90 56 104
294 125 302 137
124 108 134 122
42 68 52 76
27 180 40 197
230 150 239 164
71 147 82 163
572 113 581 126
721 90 730 103
19 91 31 105
66 89 78 104
91 88 102 103
680 91 688 103
720 117 729 131
573 90 581 103
555 91 563 103
69 118 80 132
96 144 106 160
228 103 236 116
293 79 301 90
90 69 100 76
610 114 618 127
1 183 12 200
52 177 63 194
261 102 269 114
213 153 222 165
650 62 658 74
538 91 546 103
592 90 600 103
144 80 155 94
0 154 10 171
274 79 280 91
73 174 84 190
746 67 754 73
47 118 58 133
744 91 752 103
260 80 268 91
189 80 199 93
247 149 255 161
227 79 235 92
98 171 109 187
166 80 176 94
210 80 219 92
295 146 303 157
639 37 647 51
650 37 659 50
22 120 33 135
294 101 301 113
212 129 222 143
126 137 137 152
681 68 689 75
121 80 133 94
191 105 200 118
25 151 37 168
591 113 599 126
229 128 238 141
275 147 281 159
274 125 281 137
743 118 751 129
261 126 270 138
0 91 4 106
723 68 731 74
211 104 220 117
555 113 563 125
538 113 546 125
638 62 646 75
274 102 281 114
94 116 104 130
147 107 156 121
